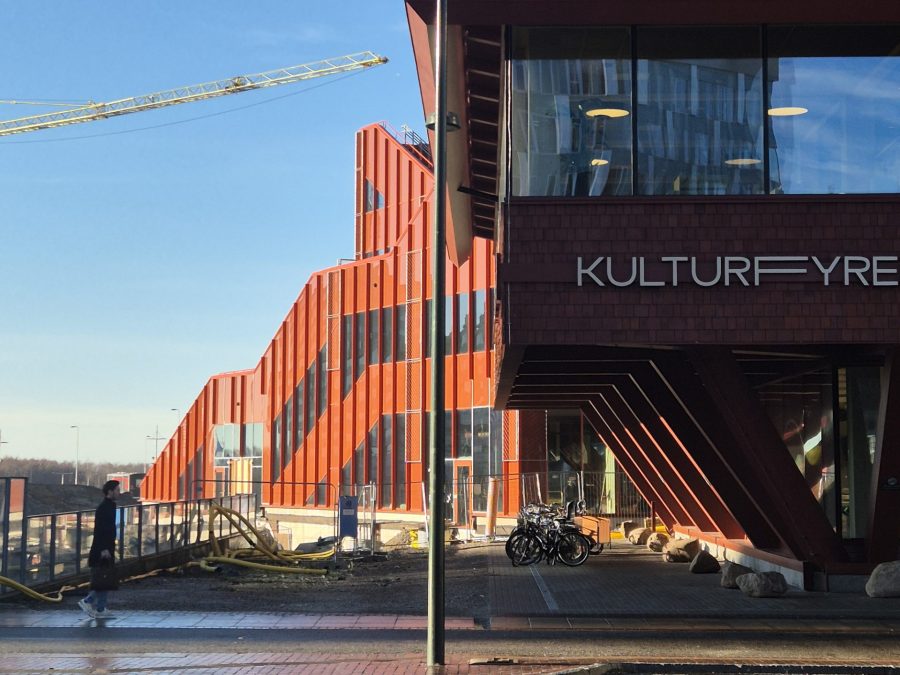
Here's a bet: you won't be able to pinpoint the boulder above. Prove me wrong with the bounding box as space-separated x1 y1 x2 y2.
618 520 638 535
721 561 754 589
662 537 700 560
627 527 651 545
663 549 693 563
736 571 788 598
865 560 900 598
646 532 669 552
689 550 721 574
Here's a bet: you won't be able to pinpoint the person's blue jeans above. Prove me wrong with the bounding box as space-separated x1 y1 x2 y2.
83 590 108 612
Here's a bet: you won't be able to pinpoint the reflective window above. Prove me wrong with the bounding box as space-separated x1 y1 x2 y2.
271 415 282 483
456 409 472 459
355 311 366 378
444 296 454 356
317 346 327 418
305 361 316 434
637 26 763 195
473 290 486 352
381 415 393 506
768 26 900 194
511 27 633 196
367 423 378 485
368 309 379 366
283 398 292 471
381 307 393 362
395 414 406 508
396 304 407 362
456 292 469 354
293 380 304 449
342 315 353 398
354 441 365 486
510 25 898 197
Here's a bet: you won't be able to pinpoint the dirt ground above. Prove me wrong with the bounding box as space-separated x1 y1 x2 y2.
43 543 494 618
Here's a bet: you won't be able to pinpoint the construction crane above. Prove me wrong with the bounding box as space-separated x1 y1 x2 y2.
0 51 387 137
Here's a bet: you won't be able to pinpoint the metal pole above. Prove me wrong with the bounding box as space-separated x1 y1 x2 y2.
70 425 79 485
427 0 448 666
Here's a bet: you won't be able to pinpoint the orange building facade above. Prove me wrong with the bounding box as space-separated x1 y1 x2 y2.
141 123 543 521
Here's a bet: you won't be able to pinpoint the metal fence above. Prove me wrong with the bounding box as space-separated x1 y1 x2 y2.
0 476 255 595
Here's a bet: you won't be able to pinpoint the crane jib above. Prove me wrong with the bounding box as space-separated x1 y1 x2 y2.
0 52 388 137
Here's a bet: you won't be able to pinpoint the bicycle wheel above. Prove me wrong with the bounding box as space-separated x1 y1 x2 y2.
505 526 526 560
557 531 590 566
509 532 543 566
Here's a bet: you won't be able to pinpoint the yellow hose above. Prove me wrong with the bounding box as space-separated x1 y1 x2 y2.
204 556 328 575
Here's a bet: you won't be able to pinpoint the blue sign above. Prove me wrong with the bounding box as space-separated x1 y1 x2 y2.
338 495 358 538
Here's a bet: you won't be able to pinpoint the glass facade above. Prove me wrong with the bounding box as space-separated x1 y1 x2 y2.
510 25 899 196
768 26 900 194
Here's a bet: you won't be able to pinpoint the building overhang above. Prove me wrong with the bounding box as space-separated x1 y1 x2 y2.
405 0 900 259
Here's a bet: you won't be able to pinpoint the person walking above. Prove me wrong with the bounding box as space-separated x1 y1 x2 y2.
78 480 120 619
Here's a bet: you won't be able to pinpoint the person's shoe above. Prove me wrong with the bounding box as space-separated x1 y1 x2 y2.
77 599 96 618
94 609 115 619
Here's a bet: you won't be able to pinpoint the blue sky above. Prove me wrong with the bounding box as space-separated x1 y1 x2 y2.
0 2 425 466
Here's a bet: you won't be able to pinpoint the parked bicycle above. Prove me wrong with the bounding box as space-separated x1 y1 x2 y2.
505 501 593 567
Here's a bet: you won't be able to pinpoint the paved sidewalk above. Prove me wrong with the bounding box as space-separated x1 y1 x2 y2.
488 545 900 621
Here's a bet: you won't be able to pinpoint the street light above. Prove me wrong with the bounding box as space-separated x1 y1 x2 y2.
0 428 8 466
147 426 165 463
70 425 79 485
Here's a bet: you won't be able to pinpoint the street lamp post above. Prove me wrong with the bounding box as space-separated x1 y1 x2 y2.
427 0 449 667
69 425 79 485
0 428 8 465
147 426 165 463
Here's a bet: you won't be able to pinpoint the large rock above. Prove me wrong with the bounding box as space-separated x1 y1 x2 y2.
618 520 638 535
689 549 721 574
865 560 900 598
736 571 788 597
627 527 651 545
662 537 700 560
721 561 754 589
646 532 669 552
663 549 692 563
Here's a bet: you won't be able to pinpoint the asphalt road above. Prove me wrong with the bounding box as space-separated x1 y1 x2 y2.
1 626 898 671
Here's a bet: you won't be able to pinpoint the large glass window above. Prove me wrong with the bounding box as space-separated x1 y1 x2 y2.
395 414 407 508
456 409 472 459
271 415 282 483
756 367 836 526
368 309 379 366
367 423 378 485
511 27 633 196
510 25 898 197
839 366 881 538
768 26 900 194
456 292 470 354
294 380 304 449
355 311 366 379
342 315 353 398
396 305 407 362
444 296 454 356
317 346 327 418
381 414 393 506
354 441 365 486
305 361 316 434
283 398 292 472
473 290 486 352
637 26 763 195
382 307 393 362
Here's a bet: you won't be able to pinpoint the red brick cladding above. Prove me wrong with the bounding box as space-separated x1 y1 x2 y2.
500 197 900 346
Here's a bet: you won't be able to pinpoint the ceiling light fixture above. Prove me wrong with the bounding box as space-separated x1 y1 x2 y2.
591 158 610 166
724 158 761 166
585 108 630 118
768 106 808 117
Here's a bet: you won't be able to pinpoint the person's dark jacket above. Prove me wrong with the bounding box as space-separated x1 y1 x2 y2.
88 497 117 567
